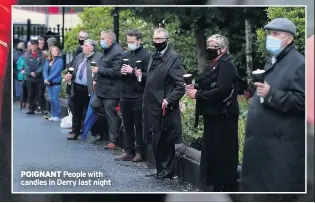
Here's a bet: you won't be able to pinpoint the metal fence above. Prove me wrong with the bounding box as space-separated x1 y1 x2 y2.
13 19 75 64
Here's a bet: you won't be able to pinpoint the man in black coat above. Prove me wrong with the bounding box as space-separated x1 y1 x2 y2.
241 18 305 192
143 28 185 179
91 30 125 149
115 29 150 162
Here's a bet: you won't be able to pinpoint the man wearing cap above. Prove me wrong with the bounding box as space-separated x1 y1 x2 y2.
22 40 46 114
241 18 305 192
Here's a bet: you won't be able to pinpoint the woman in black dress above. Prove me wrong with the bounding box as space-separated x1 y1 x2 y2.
186 34 239 192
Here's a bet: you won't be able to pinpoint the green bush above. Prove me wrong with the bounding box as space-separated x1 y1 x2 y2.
180 95 248 163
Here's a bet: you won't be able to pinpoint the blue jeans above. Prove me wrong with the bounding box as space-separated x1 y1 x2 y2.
47 85 61 118
14 79 22 98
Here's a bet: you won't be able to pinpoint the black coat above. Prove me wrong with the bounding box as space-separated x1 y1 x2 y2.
95 42 125 99
143 45 185 145
240 43 305 192
121 45 151 99
195 53 239 117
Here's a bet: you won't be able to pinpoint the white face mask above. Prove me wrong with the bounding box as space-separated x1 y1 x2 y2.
128 43 138 51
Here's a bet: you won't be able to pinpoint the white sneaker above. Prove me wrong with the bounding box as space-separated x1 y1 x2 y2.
48 117 54 121
51 117 61 122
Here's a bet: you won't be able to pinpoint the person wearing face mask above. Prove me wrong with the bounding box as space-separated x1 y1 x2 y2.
142 28 185 179
114 29 150 162
90 30 124 149
240 18 305 192
186 34 239 191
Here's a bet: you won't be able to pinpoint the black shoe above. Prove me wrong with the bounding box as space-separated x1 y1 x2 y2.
67 134 78 140
26 111 34 114
156 171 173 179
145 172 158 177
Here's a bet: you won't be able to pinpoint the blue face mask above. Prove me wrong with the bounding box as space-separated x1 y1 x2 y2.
100 40 107 49
266 36 283 55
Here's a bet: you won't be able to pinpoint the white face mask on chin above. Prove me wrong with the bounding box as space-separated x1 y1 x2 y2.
128 43 139 51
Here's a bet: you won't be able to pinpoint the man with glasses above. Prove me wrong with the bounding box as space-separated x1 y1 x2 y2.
143 28 185 179
241 18 305 192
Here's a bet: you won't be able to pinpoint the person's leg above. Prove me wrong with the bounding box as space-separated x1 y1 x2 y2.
37 77 47 113
14 79 21 101
133 99 144 162
103 99 120 148
26 81 37 114
46 86 54 118
51 85 62 120
115 99 135 160
67 84 87 140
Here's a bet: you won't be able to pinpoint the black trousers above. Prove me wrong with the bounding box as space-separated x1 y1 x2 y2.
26 81 39 111
120 98 144 155
71 83 90 136
91 96 120 144
152 125 175 174
36 77 46 111
199 114 239 191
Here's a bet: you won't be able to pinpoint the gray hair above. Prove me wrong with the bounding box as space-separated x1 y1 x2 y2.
47 37 58 47
79 30 89 39
17 42 25 50
207 34 229 52
154 28 169 38
100 30 116 42
84 39 97 50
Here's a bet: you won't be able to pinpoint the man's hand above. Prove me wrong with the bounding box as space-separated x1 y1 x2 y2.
186 89 197 99
92 66 98 73
185 84 194 90
122 64 133 74
21 70 25 74
30 72 36 77
255 81 270 97
161 99 168 110
135 69 142 77
44 79 50 85
64 73 72 82
93 81 97 91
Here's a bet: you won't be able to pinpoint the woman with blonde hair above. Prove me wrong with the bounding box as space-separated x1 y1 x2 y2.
186 34 239 192
43 46 64 121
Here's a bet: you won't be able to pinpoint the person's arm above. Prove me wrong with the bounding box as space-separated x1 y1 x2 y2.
16 57 24 71
165 57 186 105
263 63 305 113
46 59 64 81
195 62 237 102
98 52 124 78
35 57 45 77
42 60 48 80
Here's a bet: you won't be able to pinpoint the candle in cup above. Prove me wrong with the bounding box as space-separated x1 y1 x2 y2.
252 69 266 103
68 67 74 85
90 61 96 78
122 59 129 75
183 73 193 85
135 60 142 82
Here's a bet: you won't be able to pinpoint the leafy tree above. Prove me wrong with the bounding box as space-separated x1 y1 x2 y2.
256 7 305 61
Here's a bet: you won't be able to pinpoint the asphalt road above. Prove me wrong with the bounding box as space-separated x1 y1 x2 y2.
12 104 197 193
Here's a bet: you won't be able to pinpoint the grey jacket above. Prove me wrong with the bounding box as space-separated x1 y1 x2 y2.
70 52 102 97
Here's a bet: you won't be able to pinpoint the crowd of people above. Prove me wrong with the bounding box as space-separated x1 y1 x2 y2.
13 17 305 193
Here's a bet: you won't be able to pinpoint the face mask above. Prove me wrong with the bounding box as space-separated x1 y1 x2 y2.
266 36 283 55
100 40 107 49
128 43 138 51
153 41 167 52
206 48 220 61
78 39 85 46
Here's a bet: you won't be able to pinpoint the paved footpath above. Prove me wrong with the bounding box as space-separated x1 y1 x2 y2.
12 104 197 193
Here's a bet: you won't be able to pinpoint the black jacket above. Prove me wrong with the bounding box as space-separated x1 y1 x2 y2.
195 53 239 116
241 43 305 192
95 42 125 99
121 45 151 99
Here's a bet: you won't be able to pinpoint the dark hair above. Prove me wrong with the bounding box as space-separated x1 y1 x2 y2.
126 29 142 40
30 40 38 45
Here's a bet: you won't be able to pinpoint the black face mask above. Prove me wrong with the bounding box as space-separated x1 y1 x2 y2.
78 39 85 46
206 48 220 61
153 41 167 52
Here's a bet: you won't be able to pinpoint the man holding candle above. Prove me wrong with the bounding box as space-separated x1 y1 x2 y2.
241 18 305 192
90 30 125 149
64 39 102 140
115 29 150 162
